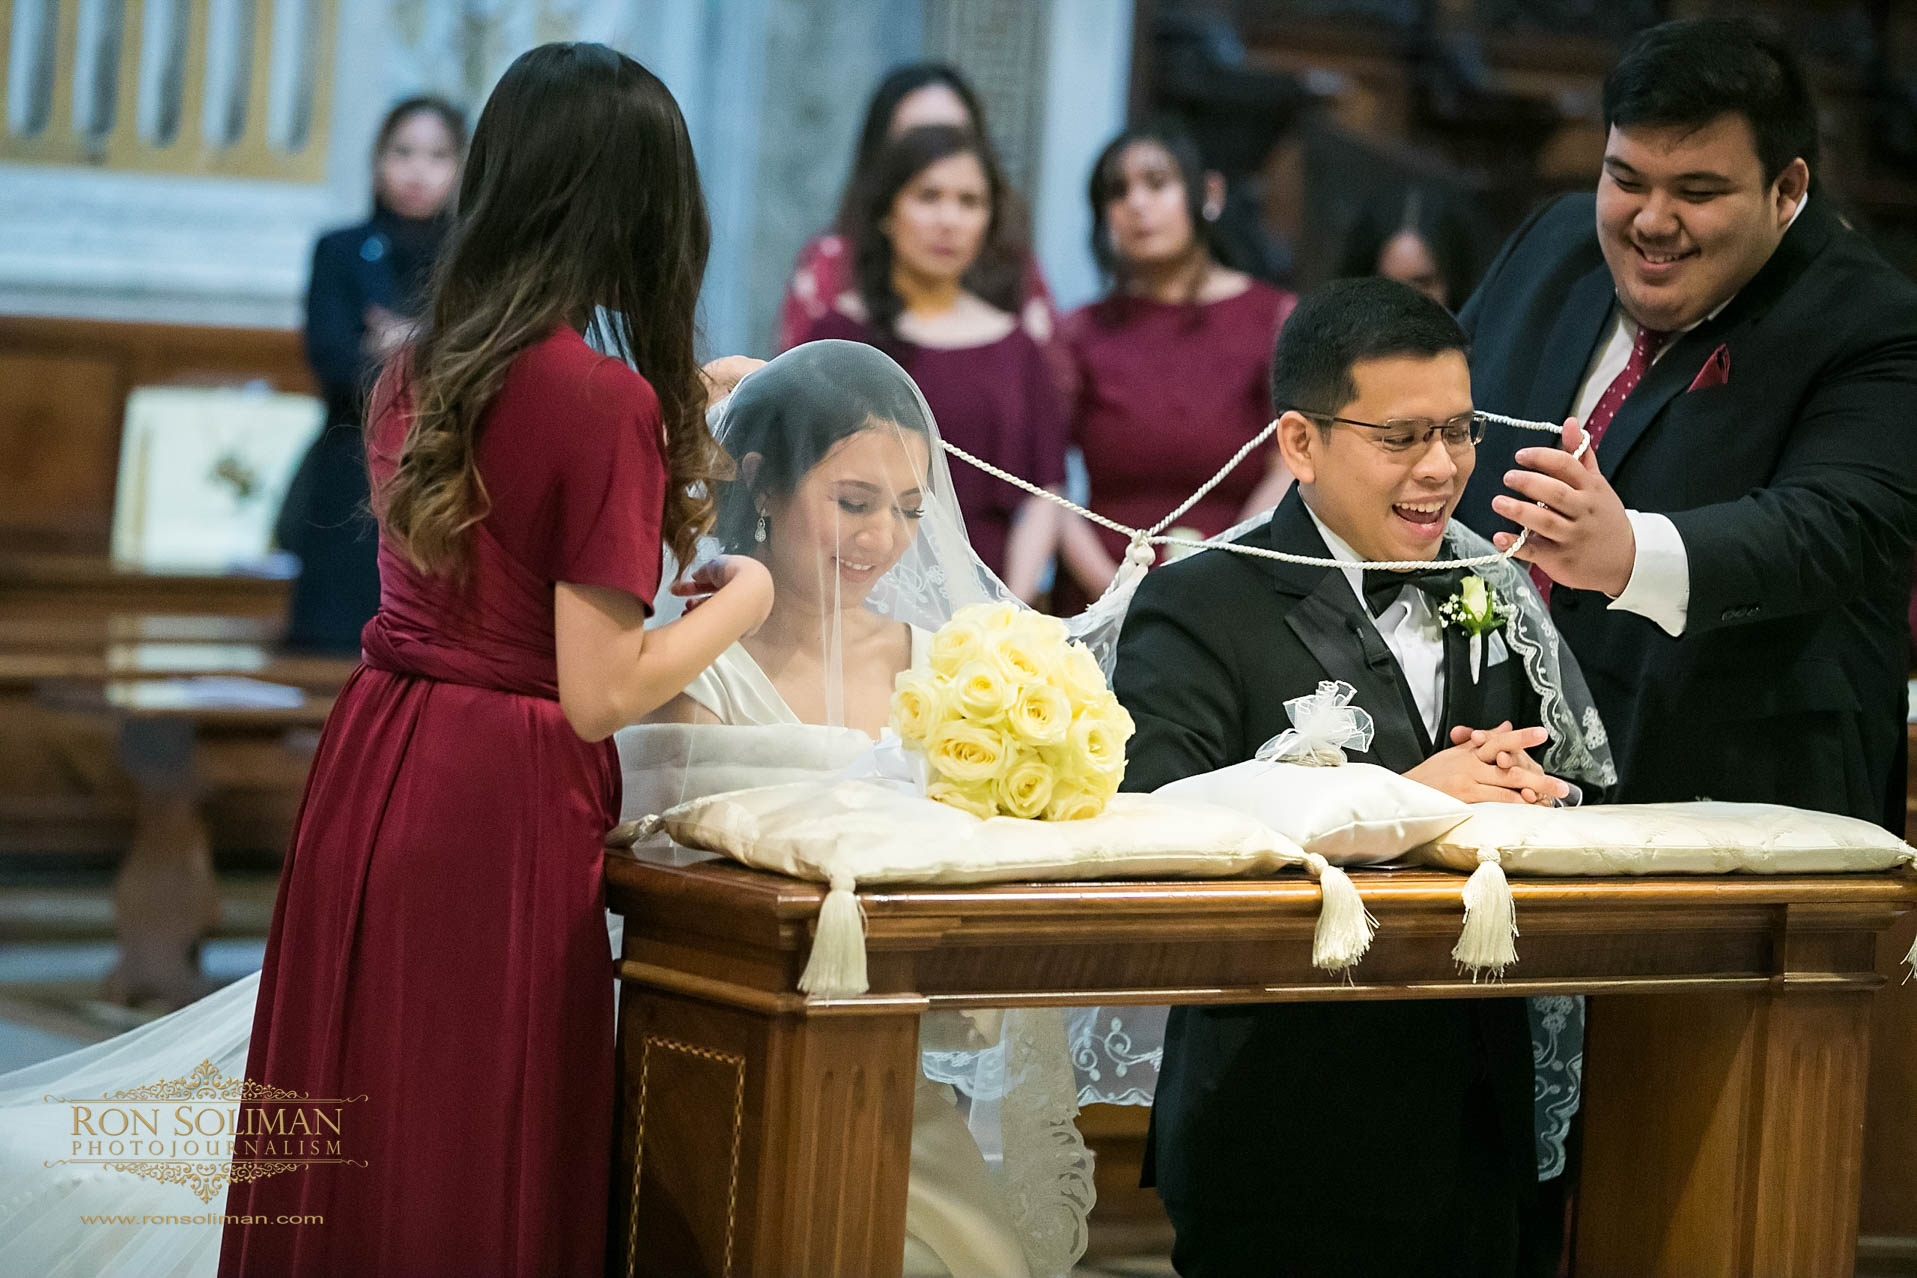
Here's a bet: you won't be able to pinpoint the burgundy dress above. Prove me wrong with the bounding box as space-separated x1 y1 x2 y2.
801 309 1067 577
219 327 666 1277
1057 281 1296 608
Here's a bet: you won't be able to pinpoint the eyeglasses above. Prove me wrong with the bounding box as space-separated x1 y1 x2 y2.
1295 410 1486 455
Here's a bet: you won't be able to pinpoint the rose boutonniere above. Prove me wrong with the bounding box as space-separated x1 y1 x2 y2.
1438 576 1509 683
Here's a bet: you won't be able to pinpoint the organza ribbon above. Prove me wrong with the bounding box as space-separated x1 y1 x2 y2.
1254 680 1376 767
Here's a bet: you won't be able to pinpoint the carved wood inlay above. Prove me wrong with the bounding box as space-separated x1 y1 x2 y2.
631 1035 746 1278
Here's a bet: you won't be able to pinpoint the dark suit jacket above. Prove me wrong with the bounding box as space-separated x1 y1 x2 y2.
278 212 442 653
1458 193 1917 827
1114 491 1538 1253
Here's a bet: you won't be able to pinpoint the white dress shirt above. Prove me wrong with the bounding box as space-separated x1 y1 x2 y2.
1577 193 1809 637
1305 503 1445 740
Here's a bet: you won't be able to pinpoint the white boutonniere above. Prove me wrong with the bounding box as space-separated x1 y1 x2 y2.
1438 575 1510 684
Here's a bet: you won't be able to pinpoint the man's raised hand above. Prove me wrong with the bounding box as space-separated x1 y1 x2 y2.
1489 416 1637 596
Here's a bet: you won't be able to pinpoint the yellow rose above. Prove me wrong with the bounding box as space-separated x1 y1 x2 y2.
927 720 1013 785
1068 710 1129 779
954 602 1019 633
1008 610 1069 649
929 619 987 677
1006 681 1071 747
890 671 947 746
928 780 999 821
953 659 1016 722
1058 643 1111 708
1044 777 1108 822
989 631 1047 688
994 750 1057 820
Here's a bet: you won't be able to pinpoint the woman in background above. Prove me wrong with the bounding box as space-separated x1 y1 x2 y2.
278 96 465 652
776 63 1057 364
801 125 1065 599
1335 188 1479 310
1052 120 1296 612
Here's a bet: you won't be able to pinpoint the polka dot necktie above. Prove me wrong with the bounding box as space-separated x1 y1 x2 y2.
1532 323 1671 602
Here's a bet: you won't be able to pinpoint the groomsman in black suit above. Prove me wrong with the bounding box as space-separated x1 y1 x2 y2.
1116 278 1571 1276
1458 18 1917 830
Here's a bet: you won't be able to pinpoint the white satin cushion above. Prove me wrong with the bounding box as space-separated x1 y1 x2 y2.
1153 759 1470 865
1416 800 1914 875
662 779 1308 886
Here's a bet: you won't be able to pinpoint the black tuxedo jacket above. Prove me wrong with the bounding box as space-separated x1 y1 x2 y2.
1458 194 1917 827
1113 491 1537 1249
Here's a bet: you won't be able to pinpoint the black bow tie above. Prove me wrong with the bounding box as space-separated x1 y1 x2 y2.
1362 566 1465 617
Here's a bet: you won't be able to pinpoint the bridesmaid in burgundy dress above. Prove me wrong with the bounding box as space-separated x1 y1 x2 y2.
1054 120 1298 614
218 45 772 1277
774 63 1059 368
801 124 1066 598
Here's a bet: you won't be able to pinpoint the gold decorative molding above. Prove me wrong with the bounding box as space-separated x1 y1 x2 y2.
0 0 338 180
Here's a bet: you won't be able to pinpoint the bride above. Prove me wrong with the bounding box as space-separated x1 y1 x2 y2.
621 339 1096 1277
0 341 1099 1278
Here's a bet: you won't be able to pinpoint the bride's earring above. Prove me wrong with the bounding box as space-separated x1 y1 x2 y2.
754 512 768 544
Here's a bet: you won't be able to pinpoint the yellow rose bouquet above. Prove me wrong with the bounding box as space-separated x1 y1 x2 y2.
890 602 1135 820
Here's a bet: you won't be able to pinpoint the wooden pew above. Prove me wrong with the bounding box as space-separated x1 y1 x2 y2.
0 553 352 1006
36 677 338 1007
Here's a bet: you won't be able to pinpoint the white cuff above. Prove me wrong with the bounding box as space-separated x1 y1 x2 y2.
1607 510 1689 637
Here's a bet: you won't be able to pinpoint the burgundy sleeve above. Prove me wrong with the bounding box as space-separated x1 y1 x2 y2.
541 362 669 613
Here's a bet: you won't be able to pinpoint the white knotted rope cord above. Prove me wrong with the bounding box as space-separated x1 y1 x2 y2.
941 411 1583 573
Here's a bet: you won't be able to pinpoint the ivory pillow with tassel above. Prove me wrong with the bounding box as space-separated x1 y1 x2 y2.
650 779 1374 997
1153 758 1471 864
1413 801 1917 977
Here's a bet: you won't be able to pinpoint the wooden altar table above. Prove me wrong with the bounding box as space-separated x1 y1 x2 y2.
605 848 1917 1278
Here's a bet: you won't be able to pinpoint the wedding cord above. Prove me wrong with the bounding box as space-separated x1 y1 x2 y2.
940 411 1585 574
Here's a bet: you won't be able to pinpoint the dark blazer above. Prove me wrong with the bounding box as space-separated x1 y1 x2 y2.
1458 193 1917 828
1114 489 1537 1269
278 213 441 653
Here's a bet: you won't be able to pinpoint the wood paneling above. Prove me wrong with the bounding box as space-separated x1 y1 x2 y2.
1858 734 1917 1266
607 854 1917 1277
0 317 312 555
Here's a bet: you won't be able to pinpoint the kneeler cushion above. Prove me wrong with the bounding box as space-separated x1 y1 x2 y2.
1154 758 1470 865
652 779 1384 997
1412 800 1917 976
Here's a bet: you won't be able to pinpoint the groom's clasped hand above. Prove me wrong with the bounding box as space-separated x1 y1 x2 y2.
1408 720 1570 805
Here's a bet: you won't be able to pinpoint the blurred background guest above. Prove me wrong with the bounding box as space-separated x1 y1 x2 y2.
275 96 465 653
775 63 1058 366
1052 120 1296 612
1336 189 1480 309
802 124 1064 600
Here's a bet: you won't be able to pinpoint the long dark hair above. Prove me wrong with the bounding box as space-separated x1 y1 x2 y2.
1087 118 1220 296
378 43 721 580
849 125 1012 344
832 63 988 234
713 343 931 554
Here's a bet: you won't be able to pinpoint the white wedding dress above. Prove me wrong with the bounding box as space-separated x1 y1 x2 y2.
617 633 1096 1278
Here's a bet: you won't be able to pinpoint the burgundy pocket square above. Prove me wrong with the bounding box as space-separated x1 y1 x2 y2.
1688 344 1730 392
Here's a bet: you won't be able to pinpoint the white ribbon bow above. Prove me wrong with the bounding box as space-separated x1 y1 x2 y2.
1255 679 1376 767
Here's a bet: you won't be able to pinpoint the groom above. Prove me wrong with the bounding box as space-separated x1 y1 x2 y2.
1114 277 1563 1276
